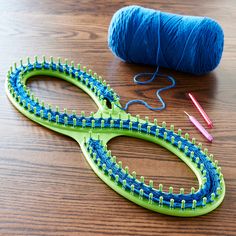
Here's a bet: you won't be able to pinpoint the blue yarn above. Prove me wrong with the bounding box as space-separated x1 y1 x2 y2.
121 66 176 111
108 5 224 111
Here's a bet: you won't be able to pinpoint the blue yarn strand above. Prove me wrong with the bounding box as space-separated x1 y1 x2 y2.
121 66 176 111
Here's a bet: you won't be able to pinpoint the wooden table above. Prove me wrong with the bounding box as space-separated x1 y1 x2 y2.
0 0 235 235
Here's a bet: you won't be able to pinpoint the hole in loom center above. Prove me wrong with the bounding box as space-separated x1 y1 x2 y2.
107 136 199 193
27 75 98 114
104 98 112 109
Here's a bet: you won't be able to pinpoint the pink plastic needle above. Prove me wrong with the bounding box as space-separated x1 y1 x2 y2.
184 111 213 142
188 93 213 128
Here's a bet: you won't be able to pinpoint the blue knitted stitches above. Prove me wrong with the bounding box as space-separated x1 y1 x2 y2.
9 61 117 125
87 138 220 209
8 59 221 210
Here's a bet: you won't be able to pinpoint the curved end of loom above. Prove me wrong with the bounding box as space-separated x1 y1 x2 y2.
78 130 225 217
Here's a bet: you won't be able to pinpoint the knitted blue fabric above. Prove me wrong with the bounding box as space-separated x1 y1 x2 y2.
8 60 222 209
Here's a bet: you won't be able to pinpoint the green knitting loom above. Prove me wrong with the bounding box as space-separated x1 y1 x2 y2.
5 56 225 217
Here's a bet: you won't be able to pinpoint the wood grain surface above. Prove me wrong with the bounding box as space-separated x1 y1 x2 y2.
0 0 236 235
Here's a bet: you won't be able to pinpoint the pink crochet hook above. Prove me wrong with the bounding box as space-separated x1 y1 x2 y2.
184 111 213 142
188 93 213 128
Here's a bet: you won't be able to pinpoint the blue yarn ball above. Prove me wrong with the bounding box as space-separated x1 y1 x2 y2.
108 5 224 75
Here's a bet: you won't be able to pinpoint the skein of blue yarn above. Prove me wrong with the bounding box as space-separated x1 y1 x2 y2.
108 5 224 75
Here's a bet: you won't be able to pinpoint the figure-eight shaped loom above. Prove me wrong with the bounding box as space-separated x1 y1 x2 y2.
5 56 225 217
